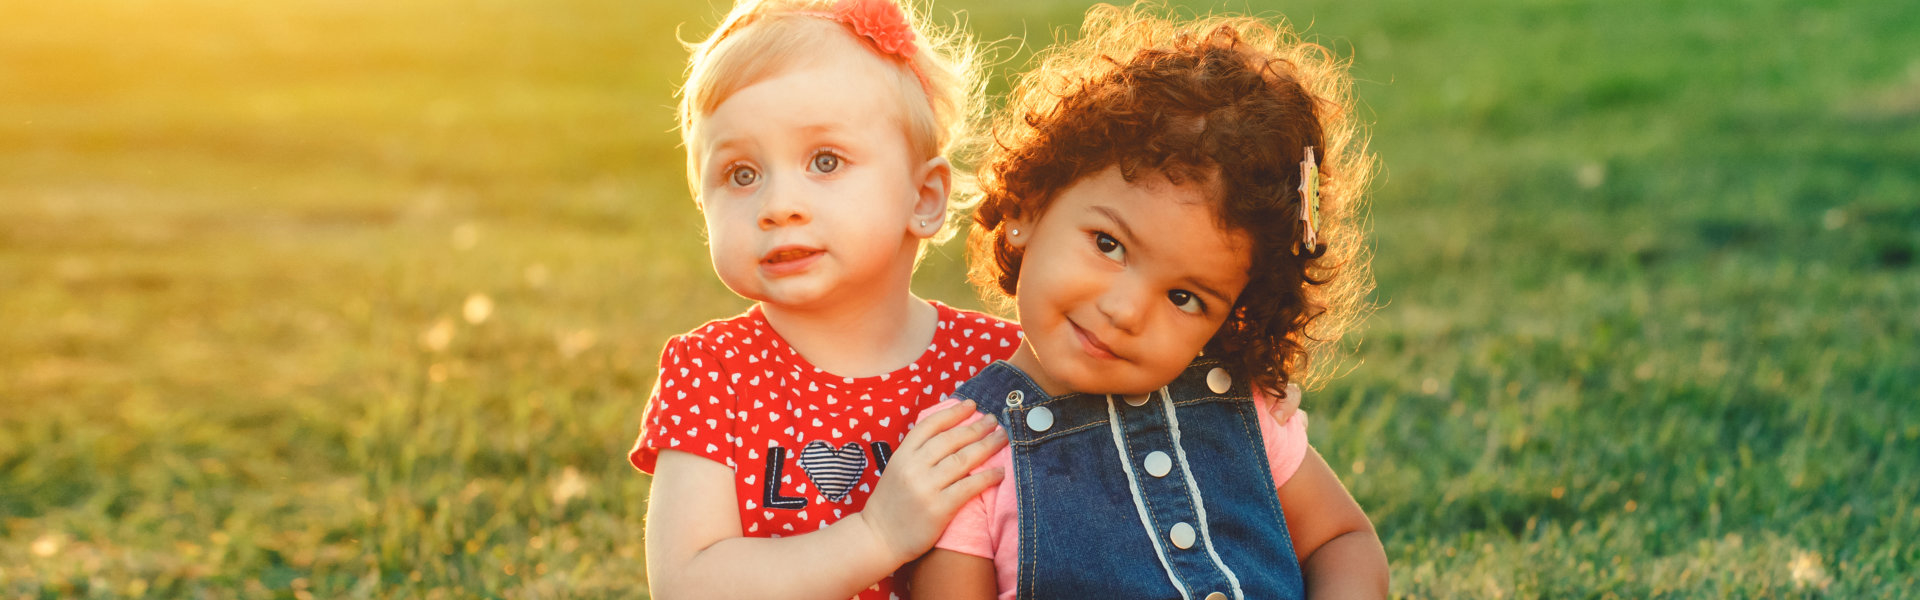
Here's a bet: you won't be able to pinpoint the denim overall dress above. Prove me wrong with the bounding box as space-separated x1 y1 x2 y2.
954 360 1305 600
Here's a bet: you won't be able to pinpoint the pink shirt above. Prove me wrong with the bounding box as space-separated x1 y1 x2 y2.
922 391 1310 600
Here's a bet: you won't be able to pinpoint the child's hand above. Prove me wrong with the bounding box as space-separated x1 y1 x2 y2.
857 399 1006 565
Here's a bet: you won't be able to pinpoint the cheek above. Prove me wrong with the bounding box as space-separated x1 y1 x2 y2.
701 215 750 264
1028 238 1085 282
1013 255 1067 307
1189 315 1231 346
1154 317 1226 359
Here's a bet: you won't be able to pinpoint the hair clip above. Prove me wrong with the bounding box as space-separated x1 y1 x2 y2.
1294 146 1328 259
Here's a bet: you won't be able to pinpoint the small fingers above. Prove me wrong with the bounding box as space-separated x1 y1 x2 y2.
941 467 1006 506
932 425 1007 481
920 412 999 460
901 399 977 451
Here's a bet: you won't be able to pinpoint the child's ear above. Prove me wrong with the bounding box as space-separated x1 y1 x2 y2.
909 156 952 239
1004 217 1030 249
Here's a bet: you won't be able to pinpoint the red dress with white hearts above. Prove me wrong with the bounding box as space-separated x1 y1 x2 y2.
630 301 1021 599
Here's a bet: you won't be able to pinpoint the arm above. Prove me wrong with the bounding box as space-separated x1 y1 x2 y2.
646 450 898 599
910 548 998 600
1275 447 1388 599
644 401 1006 600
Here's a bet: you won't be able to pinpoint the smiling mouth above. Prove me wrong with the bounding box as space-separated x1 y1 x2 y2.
1071 321 1120 361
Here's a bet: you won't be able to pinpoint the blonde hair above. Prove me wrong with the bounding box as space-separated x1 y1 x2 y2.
677 0 984 246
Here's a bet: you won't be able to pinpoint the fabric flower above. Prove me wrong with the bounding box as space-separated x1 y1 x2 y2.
835 0 917 58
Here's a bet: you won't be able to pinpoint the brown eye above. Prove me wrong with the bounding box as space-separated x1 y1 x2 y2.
1094 232 1124 260
1169 290 1204 314
730 166 759 187
810 152 841 174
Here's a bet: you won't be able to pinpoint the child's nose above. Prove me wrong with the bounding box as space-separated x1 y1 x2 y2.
1096 280 1148 335
756 180 810 229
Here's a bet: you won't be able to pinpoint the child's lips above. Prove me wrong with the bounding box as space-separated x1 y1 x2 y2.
760 245 824 276
1071 321 1120 361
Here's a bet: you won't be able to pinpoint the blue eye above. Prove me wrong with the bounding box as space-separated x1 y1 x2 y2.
1094 232 1124 261
1169 290 1204 314
810 152 841 174
728 165 759 187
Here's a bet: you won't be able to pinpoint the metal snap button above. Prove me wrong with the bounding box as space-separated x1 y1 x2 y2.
1169 522 1196 549
1026 406 1053 432
1123 393 1150 407
1204 593 1227 600
1144 451 1172 477
1206 368 1231 394
1006 390 1024 407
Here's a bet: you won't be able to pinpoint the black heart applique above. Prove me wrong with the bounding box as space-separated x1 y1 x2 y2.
796 440 868 503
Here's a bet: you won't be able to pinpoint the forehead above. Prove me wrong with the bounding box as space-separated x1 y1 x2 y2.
690 33 910 152
1059 167 1252 283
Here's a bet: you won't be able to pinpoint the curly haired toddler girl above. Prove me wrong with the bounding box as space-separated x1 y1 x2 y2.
910 5 1387 598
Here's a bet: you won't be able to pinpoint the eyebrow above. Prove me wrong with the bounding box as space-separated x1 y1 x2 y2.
701 123 851 165
1183 276 1234 307
797 123 845 136
698 135 752 165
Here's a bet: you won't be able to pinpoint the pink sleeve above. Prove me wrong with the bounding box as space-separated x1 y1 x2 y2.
918 398 1000 559
1253 389 1311 488
933 482 998 559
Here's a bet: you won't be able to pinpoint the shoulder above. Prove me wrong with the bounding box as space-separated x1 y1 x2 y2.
932 302 1023 363
656 307 789 368
936 302 1021 337
646 312 769 420
1252 387 1311 486
673 308 775 354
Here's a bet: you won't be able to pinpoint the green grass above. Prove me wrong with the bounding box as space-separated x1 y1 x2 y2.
2 0 1915 596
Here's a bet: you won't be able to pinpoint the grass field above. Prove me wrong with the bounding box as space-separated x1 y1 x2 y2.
3 0 1916 596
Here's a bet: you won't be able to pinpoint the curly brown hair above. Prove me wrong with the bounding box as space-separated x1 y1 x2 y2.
966 3 1375 393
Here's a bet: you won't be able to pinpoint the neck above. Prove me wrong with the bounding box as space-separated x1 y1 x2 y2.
761 291 937 379
1006 341 1072 397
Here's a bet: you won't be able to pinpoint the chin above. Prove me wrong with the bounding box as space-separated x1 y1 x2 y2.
730 272 826 305
1049 363 1134 396
1085 381 1161 397
1064 362 1181 397
759 288 835 310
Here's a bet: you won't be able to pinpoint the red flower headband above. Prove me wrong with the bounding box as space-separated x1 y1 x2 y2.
795 0 934 96
833 0 918 58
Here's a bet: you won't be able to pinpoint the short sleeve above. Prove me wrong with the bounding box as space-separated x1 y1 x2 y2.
934 482 998 559
629 335 737 474
1253 388 1311 488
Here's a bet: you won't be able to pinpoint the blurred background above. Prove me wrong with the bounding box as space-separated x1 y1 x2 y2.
2 0 1915 596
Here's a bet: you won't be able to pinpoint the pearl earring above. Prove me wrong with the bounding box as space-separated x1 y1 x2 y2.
1010 228 1021 237
920 220 928 228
